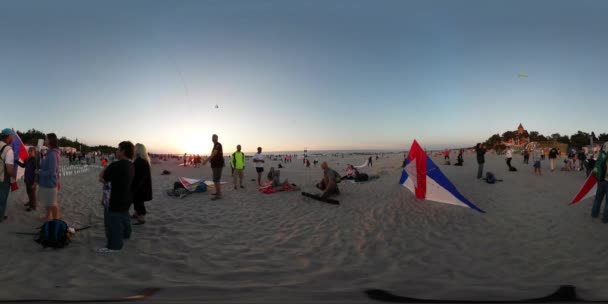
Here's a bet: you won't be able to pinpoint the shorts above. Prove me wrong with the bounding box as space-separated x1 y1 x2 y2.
38 186 58 207
533 161 541 169
256 167 264 173
212 167 223 183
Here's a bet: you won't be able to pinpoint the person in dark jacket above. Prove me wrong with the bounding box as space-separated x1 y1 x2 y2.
475 143 487 179
97 141 135 253
454 149 464 166
131 143 152 224
24 147 38 211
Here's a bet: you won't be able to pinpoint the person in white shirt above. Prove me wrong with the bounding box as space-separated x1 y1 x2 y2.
505 146 513 170
253 147 265 187
0 128 16 222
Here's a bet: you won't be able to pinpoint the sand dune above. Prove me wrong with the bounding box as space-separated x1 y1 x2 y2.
0 153 607 302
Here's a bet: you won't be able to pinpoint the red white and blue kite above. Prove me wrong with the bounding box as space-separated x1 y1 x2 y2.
570 174 597 205
400 140 484 213
10 129 28 181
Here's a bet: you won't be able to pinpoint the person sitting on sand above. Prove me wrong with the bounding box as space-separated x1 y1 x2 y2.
454 149 464 166
316 162 340 199
265 167 295 190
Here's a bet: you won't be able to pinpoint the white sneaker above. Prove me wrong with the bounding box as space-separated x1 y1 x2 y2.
96 248 120 253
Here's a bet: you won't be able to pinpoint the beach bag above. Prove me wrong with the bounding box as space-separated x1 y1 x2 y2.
194 183 207 193
36 220 70 248
485 172 497 184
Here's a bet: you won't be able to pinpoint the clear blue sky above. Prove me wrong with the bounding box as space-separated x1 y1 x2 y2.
1 0 606 153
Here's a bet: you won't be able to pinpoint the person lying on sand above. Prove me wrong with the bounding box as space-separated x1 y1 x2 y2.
342 165 357 180
316 162 340 199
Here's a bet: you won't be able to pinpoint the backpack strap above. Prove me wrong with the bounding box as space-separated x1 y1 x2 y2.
0 144 7 162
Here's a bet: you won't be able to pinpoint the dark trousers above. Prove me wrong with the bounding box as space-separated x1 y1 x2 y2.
133 199 147 216
26 182 37 209
477 163 484 179
592 180 608 222
506 158 512 169
104 210 132 250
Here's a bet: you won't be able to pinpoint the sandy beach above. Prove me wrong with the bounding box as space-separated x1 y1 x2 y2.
0 152 607 302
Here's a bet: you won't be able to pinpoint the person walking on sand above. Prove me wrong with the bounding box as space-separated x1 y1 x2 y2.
475 143 486 179
444 149 450 161
231 144 245 190
368 156 373 167
549 147 558 172
97 141 135 253
577 149 587 172
253 147 264 187
505 146 513 171
24 147 38 211
591 143 608 223
202 134 224 200
533 148 542 176
131 143 152 225
0 129 17 222
38 133 61 221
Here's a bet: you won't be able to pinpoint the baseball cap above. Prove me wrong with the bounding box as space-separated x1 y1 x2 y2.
1 128 12 136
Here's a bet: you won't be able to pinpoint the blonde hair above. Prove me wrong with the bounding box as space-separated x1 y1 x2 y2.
135 143 151 165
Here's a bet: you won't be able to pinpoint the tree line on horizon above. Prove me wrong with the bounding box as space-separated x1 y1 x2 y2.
15 129 118 154
483 130 608 150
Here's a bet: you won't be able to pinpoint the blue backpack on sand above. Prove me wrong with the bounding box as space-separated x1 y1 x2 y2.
36 220 70 249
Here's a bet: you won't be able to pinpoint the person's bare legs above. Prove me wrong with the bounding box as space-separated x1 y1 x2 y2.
257 172 262 187
52 205 60 220
215 182 221 197
44 207 52 221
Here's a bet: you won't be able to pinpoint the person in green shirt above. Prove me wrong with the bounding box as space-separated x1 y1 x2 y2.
231 145 246 190
591 143 608 223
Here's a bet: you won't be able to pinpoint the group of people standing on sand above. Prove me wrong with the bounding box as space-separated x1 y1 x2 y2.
0 127 155 253
194 134 343 201
97 141 153 252
182 154 203 168
471 141 608 223
0 129 62 223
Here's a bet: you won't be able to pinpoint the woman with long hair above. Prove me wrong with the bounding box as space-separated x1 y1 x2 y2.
38 133 61 220
131 143 152 224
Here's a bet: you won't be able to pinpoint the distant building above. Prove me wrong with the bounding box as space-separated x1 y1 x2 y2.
502 123 530 147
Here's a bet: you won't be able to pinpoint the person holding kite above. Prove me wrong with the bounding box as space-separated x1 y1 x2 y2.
591 143 608 222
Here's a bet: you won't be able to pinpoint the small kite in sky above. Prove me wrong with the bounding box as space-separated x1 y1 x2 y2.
518 73 528 78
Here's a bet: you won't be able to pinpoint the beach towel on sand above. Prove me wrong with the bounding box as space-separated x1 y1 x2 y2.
258 183 299 194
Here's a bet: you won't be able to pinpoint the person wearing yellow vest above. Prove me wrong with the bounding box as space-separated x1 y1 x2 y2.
231 145 246 190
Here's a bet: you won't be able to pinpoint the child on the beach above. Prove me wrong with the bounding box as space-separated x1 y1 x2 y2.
533 148 542 176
